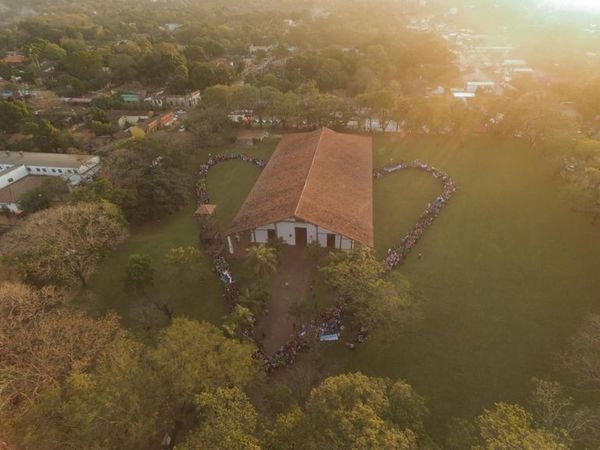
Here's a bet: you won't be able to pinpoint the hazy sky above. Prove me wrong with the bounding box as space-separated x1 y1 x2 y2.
542 0 600 12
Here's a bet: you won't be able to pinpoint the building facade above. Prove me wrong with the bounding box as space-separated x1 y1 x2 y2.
245 218 355 250
147 90 201 108
0 151 100 212
226 128 373 255
0 151 100 184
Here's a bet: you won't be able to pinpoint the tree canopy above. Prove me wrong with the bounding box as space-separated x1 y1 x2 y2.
320 248 416 330
0 201 128 287
8 318 261 450
0 282 121 414
267 372 427 450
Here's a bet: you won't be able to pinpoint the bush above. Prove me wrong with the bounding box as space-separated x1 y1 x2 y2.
125 253 154 294
18 178 67 214
91 120 115 136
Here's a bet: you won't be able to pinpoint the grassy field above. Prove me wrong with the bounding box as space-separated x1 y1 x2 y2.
77 203 227 329
320 135 600 434
78 135 277 331
82 132 600 437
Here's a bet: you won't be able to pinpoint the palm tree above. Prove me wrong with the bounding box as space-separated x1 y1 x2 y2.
222 304 255 338
244 244 277 286
237 287 267 312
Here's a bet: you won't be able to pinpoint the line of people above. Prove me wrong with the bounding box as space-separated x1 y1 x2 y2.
196 154 456 373
253 303 345 373
195 154 266 305
196 152 266 205
375 160 457 268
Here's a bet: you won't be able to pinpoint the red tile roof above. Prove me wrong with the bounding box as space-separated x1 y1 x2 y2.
227 128 373 246
3 54 26 64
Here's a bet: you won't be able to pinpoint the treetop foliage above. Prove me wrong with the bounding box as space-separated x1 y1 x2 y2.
0 201 128 287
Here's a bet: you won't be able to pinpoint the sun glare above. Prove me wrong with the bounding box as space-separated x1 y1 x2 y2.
544 0 600 12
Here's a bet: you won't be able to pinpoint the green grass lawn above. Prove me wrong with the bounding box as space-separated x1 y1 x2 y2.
320 134 600 435
205 136 278 233
207 160 264 232
77 203 227 330
81 132 600 439
77 136 277 332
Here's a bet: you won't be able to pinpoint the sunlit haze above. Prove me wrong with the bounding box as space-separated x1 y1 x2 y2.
543 0 600 11
2 0 600 448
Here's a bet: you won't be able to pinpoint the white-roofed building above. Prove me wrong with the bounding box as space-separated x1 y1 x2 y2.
0 151 100 185
0 151 100 212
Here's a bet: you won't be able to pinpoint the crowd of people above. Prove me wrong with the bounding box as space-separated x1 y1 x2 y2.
196 152 266 205
213 255 240 302
375 160 457 269
318 303 344 339
254 336 310 373
253 303 345 372
195 153 456 373
213 255 231 282
195 153 267 303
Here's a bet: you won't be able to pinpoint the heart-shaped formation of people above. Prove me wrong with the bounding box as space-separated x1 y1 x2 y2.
196 151 457 373
375 161 457 269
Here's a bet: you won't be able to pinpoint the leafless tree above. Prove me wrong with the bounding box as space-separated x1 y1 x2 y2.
558 314 600 392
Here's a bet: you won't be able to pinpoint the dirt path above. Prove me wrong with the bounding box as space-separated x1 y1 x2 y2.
256 247 312 354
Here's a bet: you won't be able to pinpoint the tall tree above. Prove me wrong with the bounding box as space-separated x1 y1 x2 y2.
124 253 154 294
189 61 216 90
63 50 102 81
320 248 415 329
202 84 232 109
1 202 128 287
103 140 191 223
0 100 29 134
244 245 277 288
230 84 260 111
29 119 75 153
558 314 600 392
358 88 397 132
273 91 300 129
474 403 572 449
18 177 66 214
9 318 260 450
107 53 137 83
529 378 600 447
176 387 260 450
0 282 121 413
267 372 427 450
222 304 256 339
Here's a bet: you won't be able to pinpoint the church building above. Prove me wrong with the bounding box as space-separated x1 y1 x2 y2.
226 128 373 254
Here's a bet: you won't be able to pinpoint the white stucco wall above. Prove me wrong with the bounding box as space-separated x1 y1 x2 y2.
317 230 328 247
1 159 99 180
26 165 77 175
254 229 269 243
250 219 354 250
340 236 353 250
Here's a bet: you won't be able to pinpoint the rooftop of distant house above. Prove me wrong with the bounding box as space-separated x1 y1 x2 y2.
3 53 26 64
